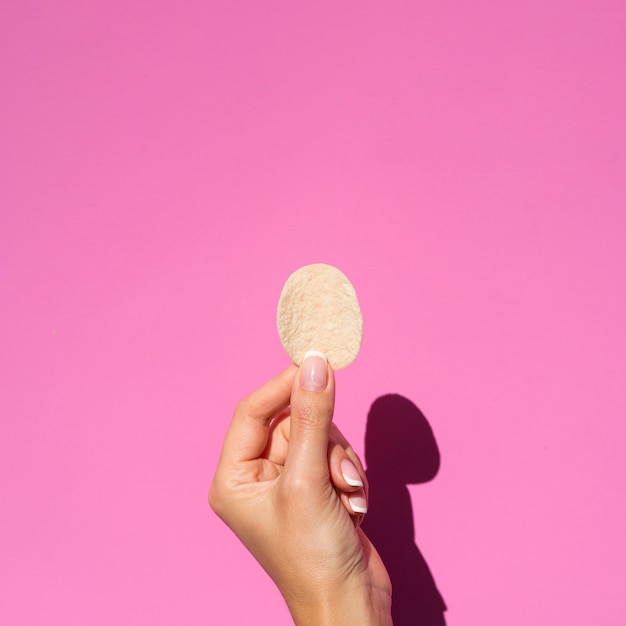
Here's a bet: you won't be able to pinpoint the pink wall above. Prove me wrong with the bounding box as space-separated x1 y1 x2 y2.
2 2 625 624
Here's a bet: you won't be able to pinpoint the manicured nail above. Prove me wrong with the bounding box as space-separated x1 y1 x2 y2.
341 459 364 487
300 351 328 391
348 492 367 514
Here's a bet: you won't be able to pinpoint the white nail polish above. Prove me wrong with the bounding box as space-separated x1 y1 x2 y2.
348 494 367 514
300 351 328 391
341 459 364 487
343 474 364 488
302 350 327 363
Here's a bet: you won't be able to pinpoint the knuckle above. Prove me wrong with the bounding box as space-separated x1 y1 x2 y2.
280 471 316 499
233 397 250 418
292 400 324 428
208 482 226 518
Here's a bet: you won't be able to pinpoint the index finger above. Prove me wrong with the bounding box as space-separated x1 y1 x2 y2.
220 365 298 464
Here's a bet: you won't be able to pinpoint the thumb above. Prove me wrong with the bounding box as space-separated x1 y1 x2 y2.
285 351 335 481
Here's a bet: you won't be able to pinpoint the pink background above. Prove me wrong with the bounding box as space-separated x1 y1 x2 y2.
2 1 625 624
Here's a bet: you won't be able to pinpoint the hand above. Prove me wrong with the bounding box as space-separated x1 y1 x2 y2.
209 354 392 625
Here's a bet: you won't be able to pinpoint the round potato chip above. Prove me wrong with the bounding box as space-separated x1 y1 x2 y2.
277 264 363 369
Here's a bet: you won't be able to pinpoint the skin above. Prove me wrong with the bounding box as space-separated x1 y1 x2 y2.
209 360 393 625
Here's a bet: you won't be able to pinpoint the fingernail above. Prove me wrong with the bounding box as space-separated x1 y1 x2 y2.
348 492 367 514
341 459 364 487
300 351 328 391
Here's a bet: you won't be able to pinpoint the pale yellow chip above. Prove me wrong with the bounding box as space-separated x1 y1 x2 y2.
277 264 363 370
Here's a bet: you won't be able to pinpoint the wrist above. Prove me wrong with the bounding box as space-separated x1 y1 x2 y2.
285 576 392 626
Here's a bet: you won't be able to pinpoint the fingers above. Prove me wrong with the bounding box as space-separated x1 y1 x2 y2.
284 352 335 483
216 355 367 521
328 428 368 518
220 365 298 464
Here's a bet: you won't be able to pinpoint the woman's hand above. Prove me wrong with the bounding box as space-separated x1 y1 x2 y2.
209 353 392 625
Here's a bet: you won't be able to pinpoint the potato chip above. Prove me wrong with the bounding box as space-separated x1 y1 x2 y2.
277 264 363 369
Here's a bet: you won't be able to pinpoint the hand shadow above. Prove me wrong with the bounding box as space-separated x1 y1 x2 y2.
361 395 447 626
